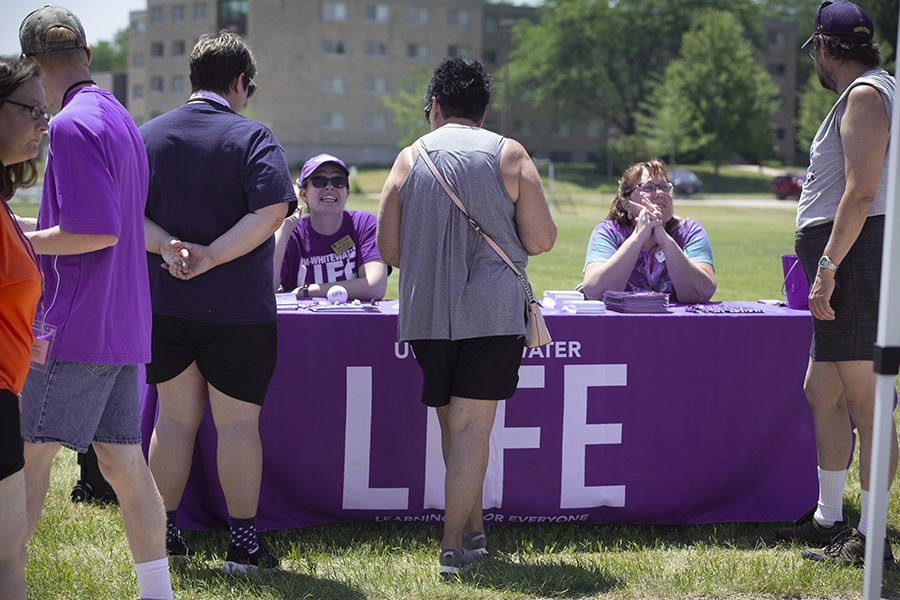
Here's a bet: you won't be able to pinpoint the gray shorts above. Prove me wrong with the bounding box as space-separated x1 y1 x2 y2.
795 215 883 362
20 358 142 452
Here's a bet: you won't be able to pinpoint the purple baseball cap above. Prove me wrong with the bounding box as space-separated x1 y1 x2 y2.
299 153 349 186
802 1 874 49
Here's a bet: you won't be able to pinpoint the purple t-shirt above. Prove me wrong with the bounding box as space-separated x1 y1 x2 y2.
583 218 714 300
37 87 151 364
280 210 381 290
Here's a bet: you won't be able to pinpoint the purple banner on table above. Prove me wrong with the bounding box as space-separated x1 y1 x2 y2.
140 302 818 531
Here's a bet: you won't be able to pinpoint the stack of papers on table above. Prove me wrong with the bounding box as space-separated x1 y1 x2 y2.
275 293 298 310
542 290 585 309
308 304 381 313
562 300 605 314
602 291 669 313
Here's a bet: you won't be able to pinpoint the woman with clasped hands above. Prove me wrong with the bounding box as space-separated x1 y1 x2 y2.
582 159 716 303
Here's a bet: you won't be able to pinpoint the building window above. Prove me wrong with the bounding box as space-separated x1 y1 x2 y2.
322 75 347 93
768 63 786 77
513 119 535 137
150 77 164 95
322 39 347 56
151 7 164 24
776 127 785 141
133 85 145 100
172 40 186 56
407 43 429 60
364 113 388 131
448 45 471 58
194 3 207 20
483 49 497 64
365 4 389 23
364 76 388 95
587 121 604 139
448 9 471 27
131 21 146 37
365 41 388 58
768 30 788 47
322 111 346 130
407 7 430 25
551 121 573 138
218 0 248 33
483 15 498 33
172 5 186 22
323 2 348 21
132 53 145 67
151 42 164 58
171 75 185 93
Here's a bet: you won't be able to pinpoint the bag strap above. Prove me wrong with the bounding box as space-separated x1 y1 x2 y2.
413 139 538 304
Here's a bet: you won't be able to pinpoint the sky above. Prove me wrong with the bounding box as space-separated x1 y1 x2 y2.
0 0 146 57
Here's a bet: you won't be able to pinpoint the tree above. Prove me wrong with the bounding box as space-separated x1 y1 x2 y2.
636 74 705 166
90 27 129 72
645 11 780 190
795 70 836 155
507 0 761 136
381 66 433 148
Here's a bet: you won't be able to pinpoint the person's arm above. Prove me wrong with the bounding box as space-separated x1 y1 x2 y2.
272 209 301 292
175 203 286 280
500 139 556 255
25 227 117 255
144 216 189 277
377 148 411 268
14 215 36 232
652 224 717 304
809 85 889 321
301 260 388 300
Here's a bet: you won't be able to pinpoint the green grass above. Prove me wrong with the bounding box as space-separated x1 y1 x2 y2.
13 169 900 599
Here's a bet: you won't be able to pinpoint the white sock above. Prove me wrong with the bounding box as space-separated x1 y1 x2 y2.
134 557 173 600
813 467 846 527
858 488 869 538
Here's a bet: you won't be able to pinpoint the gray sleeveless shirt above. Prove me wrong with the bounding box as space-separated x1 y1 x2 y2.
396 125 530 341
797 69 894 231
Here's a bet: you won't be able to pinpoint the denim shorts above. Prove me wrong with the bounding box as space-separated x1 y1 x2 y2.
20 359 142 452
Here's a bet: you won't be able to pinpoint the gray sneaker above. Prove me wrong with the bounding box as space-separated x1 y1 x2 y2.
439 547 475 576
462 530 488 556
801 529 895 568
776 506 848 545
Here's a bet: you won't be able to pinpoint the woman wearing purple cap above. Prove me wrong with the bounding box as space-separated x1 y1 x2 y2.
272 153 388 300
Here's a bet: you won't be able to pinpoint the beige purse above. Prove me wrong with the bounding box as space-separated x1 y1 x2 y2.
414 140 552 348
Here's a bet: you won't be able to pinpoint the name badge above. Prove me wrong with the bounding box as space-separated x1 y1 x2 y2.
331 235 354 256
30 321 57 372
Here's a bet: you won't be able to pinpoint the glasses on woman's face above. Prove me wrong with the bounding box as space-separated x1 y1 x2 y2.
309 175 348 189
633 181 674 195
2 99 50 122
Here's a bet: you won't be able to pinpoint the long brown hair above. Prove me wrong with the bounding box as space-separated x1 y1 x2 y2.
0 58 42 200
605 158 681 236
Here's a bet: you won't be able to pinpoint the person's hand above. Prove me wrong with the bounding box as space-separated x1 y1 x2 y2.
159 238 189 278
284 208 301 231
808 270 836 321
628 199 663 244
176 242 217 279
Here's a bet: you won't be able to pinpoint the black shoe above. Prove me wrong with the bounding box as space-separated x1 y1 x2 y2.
801 529 895 569
166 535 198 561
222 542 278 575
776 505 849 545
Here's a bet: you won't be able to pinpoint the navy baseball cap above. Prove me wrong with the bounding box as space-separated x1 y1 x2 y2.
802 1 874 49
298 153 349 186
20 6 87 55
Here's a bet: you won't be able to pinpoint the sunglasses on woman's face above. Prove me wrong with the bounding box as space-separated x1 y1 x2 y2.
310 176 349 189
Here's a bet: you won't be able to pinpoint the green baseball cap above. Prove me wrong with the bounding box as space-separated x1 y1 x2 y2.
20 6 87 55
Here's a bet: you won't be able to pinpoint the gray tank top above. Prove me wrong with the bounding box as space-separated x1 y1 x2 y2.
797 69 894 231
396 125 530 341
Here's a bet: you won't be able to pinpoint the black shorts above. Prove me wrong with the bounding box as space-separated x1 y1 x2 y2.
795 215 883 362
0 389 25 480
146 315 278 406
410 336 524 407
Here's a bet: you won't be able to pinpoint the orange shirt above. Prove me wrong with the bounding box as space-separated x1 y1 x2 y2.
0 199 41 394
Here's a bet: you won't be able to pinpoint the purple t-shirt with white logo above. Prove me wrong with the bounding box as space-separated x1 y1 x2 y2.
37 87 151 364
280 210 381 290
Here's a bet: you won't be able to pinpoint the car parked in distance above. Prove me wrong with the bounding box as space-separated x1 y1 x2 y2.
670 170 703 196
772 171 807 200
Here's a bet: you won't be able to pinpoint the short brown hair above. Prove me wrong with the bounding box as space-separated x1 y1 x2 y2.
189 31 256 96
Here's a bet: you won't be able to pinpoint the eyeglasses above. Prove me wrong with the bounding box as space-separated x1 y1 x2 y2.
2 99 50 122
247 79 257 99
632 181 674 195
424 104 432 124
309 176 348 189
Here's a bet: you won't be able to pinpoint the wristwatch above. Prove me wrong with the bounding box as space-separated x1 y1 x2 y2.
818 256 839 272
302 283 310 297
